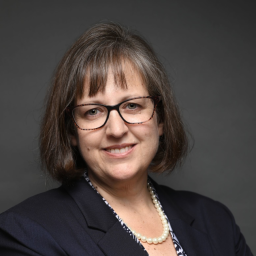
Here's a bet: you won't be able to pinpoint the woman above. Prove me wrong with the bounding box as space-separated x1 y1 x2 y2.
0 22 252 256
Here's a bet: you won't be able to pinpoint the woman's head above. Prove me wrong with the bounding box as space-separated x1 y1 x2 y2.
40 22 188 183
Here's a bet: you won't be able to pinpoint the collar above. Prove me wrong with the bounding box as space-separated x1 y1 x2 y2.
63 178 147 255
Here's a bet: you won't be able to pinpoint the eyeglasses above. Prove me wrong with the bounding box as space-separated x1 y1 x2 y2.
67 96 161 131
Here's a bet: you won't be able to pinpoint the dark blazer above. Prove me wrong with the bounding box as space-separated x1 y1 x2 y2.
0 178 253 256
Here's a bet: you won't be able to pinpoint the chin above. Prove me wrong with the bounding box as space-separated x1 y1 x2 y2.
106 164 144 181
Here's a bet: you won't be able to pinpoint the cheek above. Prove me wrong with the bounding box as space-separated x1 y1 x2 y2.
136 124 160 151
76 131 100 156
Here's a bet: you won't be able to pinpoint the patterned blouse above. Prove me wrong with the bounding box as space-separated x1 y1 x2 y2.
84 172 187 256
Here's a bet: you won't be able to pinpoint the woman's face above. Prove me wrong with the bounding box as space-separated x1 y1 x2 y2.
71 62 163 186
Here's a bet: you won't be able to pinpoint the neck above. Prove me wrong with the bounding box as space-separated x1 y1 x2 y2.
87 170 151 208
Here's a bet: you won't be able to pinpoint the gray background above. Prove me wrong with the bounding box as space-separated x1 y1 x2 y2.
0 0 255 253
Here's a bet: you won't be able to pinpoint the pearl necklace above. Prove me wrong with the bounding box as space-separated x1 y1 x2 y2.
127 183 170 245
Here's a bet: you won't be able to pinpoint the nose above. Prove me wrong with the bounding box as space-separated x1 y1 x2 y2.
105 110 128 137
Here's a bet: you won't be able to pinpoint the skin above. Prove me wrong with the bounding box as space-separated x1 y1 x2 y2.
71 62 177 256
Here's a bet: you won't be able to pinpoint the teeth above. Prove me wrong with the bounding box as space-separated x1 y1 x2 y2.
107 146 132 154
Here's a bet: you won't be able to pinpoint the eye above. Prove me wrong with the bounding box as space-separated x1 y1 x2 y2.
127 103 138 109
84 106 105 118
87 108 99 115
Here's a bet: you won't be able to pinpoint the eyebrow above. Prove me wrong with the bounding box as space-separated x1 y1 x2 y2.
79 95 148 105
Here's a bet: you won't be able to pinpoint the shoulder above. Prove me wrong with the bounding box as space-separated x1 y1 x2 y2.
158 184 232 217
0 185 93 256
0 185 75 221
159 184 240 234
0 184 86 233
157 184 253 255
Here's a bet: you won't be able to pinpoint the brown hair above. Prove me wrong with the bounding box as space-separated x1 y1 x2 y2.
40 22 188 184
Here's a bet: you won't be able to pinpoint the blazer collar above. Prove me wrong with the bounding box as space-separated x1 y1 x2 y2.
64 177 218 256
64 178 116 232
64 178 147 255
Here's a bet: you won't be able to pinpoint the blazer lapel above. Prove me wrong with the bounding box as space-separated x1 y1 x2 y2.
154 180 218 256
64 178 147 256
98 221 147 256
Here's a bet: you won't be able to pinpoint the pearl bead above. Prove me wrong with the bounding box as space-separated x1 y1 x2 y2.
141 236 147 242
158 237 163 243
152 238 158 244
147 238 153 244
163 231 169 237
156 207 161 212
164 226 169 231
136 233 141 239
153 199 158 204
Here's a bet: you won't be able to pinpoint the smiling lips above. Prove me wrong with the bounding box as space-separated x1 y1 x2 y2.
104 144 135 155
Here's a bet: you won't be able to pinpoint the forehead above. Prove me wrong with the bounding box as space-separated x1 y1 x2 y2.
78 60 148 101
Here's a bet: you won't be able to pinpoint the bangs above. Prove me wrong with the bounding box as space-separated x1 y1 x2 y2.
75 46 133 100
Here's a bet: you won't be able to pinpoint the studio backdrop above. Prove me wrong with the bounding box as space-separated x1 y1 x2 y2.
0 0 255 253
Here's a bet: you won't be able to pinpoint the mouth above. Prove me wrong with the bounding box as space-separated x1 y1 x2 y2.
104 144 136 155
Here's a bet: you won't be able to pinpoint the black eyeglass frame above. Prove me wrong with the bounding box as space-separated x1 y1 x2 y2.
66 96 161 131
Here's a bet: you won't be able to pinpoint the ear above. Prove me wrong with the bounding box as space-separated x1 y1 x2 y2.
70 134 78 146
158 122 164 136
